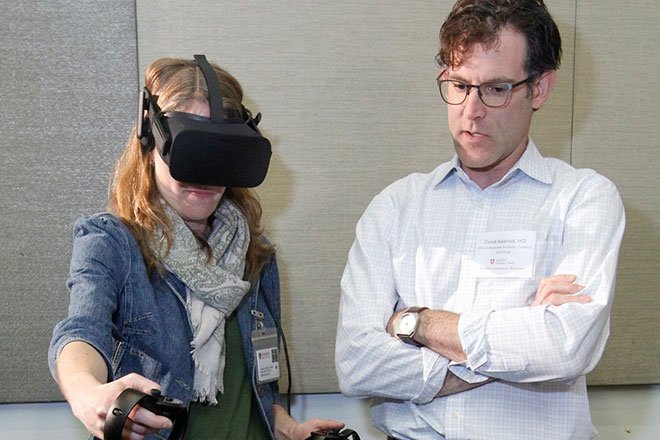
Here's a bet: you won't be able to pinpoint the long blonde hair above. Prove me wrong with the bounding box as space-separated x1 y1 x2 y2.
108 57 274 281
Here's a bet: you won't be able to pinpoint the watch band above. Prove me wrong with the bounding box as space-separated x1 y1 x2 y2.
405 306 428 314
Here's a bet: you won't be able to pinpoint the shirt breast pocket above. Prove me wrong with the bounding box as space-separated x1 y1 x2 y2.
535 237 562 278
475 277 537 310
474 237 562 310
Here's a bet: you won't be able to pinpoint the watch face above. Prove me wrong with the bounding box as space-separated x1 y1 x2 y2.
398 313 417 334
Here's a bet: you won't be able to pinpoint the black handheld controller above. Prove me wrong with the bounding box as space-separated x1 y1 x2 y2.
102 388 188 440
307 428 361 440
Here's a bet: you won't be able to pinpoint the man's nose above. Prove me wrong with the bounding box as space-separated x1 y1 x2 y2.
462 87 486 118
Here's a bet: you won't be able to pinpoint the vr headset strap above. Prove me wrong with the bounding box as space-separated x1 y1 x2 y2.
194 54 224 124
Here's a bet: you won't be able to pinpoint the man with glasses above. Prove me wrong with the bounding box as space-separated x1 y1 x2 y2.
335 1 625 439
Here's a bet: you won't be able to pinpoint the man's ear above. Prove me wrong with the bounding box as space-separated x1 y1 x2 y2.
532 70 557 111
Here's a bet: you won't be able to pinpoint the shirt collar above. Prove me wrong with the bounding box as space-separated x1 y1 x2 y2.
432 138 552 188
512 139 552 184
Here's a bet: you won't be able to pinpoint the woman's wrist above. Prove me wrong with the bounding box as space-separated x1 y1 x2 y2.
273 404 299 440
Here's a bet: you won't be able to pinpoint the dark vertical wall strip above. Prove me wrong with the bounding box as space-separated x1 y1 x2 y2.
0 1 137 402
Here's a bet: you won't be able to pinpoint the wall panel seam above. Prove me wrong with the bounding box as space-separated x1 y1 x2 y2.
569 0 578 165
133 0 141 88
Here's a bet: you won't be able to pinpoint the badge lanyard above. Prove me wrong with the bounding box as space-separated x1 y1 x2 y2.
250 280 281 384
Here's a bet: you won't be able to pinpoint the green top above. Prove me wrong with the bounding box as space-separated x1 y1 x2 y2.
186 313 271 439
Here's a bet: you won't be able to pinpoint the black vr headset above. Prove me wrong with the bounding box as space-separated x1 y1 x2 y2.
137 54 271 188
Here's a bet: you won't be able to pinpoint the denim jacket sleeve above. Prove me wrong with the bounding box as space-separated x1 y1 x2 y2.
48 214 133 381
49 213 195 405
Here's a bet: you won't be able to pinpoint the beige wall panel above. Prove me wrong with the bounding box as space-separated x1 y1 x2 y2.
572 2 660 384
530 0 575 162
136 0 450 393
0 0 137 403
135 0 603 392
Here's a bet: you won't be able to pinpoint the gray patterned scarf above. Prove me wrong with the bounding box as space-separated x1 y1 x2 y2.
151 199 250 404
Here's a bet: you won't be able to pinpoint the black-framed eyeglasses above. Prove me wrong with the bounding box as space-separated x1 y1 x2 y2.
436 72 535 108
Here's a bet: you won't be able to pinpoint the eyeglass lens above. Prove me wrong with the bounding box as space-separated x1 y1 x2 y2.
439 81 513 108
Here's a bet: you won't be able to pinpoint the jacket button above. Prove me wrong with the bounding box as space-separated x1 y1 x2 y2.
257 384 265 397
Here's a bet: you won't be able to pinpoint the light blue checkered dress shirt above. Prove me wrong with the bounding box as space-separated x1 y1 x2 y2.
336 140 625 440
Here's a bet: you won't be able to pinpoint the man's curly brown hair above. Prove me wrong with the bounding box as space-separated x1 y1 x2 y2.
437 0 562 79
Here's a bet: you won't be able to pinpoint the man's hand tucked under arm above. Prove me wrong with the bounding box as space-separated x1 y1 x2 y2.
436 370 496 397
415 309 467 361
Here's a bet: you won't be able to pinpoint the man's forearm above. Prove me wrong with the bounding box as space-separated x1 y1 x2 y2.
387 308 494 397
412 310 495 396
414 309 466 362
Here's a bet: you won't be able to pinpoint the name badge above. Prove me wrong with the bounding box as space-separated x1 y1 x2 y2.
474 230 536 278
251 327 280 384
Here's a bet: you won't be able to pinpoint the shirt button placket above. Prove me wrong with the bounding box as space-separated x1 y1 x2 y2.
444 402 463 439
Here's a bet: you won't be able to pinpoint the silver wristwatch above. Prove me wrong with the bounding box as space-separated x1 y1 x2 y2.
395 306 428 346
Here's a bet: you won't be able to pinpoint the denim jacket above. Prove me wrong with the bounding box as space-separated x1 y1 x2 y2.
48 213 284 439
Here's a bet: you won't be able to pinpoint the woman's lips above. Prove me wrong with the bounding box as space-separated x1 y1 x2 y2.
184 187 219 197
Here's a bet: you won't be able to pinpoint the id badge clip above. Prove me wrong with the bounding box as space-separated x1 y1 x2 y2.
251 311 280 384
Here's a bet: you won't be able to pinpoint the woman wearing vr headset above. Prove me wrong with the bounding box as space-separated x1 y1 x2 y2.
48 56 343 439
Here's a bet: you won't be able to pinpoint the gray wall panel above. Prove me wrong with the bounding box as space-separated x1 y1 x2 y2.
0 1 137 402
